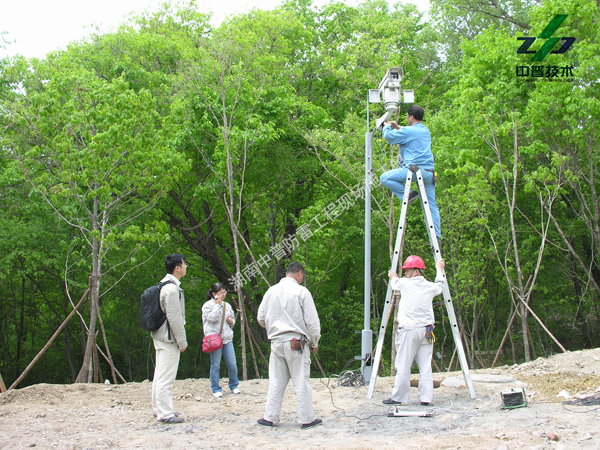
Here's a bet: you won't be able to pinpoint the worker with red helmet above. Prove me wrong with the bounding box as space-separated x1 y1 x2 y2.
382 255 446 406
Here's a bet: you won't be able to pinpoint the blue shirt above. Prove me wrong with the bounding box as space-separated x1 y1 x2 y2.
382 122 434 170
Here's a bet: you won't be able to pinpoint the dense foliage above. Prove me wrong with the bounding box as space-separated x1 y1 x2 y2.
1 0 599 389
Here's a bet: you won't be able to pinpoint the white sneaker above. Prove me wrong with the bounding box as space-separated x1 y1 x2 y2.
232 388 241 394
213 391 223 398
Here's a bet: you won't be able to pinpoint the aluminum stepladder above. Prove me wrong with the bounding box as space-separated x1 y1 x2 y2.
366 165 476 400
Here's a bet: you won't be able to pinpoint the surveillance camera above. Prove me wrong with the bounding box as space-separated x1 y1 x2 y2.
374 68 402 127
378 68 402 91
371 67 415 128
378 67 402 113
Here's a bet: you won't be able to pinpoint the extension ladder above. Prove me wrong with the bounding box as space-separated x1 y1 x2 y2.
366 166 476 400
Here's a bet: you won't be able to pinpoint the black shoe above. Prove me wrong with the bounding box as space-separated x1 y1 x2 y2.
257 418 274 427
421 402 432 406
301 419 323 429
382 398 403 405
159 416 184 424
407 191 419 204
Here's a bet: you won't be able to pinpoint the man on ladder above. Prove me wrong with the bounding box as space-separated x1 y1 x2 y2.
365 100 476 401
382 256 446 406
379 104 441 249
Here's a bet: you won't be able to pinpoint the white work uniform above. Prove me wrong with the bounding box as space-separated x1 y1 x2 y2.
257 277 321 424
389 270 444 404
151 274 186 421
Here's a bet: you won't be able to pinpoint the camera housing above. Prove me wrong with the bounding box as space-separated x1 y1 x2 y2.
370 67 414 128
378 68 402 113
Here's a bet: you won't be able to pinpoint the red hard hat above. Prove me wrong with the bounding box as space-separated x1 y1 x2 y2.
401 255 425 270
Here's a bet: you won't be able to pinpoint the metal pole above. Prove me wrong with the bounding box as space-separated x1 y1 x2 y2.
362 93 373 383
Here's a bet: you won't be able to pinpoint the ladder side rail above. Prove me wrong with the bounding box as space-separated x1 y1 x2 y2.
414 170 477 399
366 170 413 399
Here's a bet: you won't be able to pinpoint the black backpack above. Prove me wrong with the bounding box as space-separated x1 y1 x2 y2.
140 280 174 332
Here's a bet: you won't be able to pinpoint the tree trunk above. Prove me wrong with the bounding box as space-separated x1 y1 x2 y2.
509 327 516 364
15 277 26 379
222 112 247 380
470 300 478 368
76 273 99 383
76 199 101 383
519 298 530 362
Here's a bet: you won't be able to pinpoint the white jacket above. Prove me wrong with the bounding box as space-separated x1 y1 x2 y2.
151 274 187 349
202 300 235 345
258 277 321 348
390 270 445 329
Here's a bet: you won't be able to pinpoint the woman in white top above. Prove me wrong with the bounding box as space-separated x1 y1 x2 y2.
202 282 240 397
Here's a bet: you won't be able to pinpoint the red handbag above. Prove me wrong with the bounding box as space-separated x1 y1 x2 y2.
202 333 223 353
202 303 227 353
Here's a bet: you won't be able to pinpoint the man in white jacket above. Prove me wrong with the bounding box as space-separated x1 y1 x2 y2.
257 262 322 429
151 253 188 423
383 255 445 406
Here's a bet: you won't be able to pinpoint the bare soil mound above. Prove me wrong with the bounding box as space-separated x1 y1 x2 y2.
2 349 600 449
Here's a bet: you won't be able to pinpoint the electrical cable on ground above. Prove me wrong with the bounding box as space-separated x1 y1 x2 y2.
561 392 600 413
333 357 366 387
313 356 390 421
314 357 532 419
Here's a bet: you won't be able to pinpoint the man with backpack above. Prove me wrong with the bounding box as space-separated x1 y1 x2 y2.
151 253 188 423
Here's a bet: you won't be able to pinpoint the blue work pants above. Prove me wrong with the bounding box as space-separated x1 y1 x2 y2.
209 341 239 393
380 167 441 238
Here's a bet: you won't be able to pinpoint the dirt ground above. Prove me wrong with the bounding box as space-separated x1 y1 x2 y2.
2 349 600 450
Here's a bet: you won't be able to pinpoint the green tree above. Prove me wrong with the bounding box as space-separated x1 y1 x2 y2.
2 51 186 382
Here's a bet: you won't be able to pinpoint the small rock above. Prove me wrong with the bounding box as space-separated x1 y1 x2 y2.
579 434 592 441
497 444 510 450
195 397 202 401
546 431 559 441
28 444 36 448
557 390 571 399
